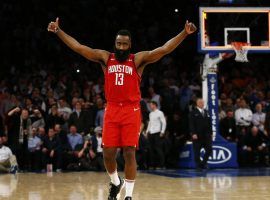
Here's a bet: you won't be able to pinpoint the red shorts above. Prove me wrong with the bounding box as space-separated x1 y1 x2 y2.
102 102 141 147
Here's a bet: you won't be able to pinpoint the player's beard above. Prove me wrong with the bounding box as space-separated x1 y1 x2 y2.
114 47 130 62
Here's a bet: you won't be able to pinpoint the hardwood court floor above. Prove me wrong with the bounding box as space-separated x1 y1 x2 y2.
0 169 270 200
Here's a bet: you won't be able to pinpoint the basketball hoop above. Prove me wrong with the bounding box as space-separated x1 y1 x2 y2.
231 42 249 62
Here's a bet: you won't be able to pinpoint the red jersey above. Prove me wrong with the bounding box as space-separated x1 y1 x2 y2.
104 53 141 104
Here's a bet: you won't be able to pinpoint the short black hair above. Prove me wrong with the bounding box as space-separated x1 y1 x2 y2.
116 29 131 40
150 101 158 107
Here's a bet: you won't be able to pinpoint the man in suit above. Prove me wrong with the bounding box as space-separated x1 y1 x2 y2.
189 98 212 169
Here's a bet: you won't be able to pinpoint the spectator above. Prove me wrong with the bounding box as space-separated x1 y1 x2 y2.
54 124 69 153
83 101 96 132
30 108 45 129
146 101 166 169
31 88 46 111
41 128 62 172
0 136 18 173
220 109 237 142
57 98 72 120
37 127 46 141
75 127 105 171
67 125 83 151
6 107 31 171
147 87 161 110
179 81 193 112
28 127 42 171
68 102 87 134
95 98 105 127
235 99 253 135
46 105 65 130
238 126 268 167
252 103 266 132
65 126 83 170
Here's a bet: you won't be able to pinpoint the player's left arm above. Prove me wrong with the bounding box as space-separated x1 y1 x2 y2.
135 21 197 73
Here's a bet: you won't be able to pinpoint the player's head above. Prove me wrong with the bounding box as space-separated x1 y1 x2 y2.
114 29 131 62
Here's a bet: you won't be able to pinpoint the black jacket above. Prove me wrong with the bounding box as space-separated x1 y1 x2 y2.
68 111 88 133
220 117 237 140
189 108 212 139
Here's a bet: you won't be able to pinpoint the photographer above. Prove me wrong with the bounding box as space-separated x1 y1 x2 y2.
68 127 104 171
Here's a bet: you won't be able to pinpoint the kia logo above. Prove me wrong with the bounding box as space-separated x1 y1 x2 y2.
201 145 232 164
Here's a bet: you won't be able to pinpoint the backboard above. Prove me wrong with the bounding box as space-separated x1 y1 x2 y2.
199 7 270 53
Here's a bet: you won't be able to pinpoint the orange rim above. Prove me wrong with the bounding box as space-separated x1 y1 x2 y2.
231 42 250 50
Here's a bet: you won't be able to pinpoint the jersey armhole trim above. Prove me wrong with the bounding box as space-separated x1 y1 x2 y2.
132 54 142 79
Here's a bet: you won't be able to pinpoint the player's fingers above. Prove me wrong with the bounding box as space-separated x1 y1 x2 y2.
56 17 59 25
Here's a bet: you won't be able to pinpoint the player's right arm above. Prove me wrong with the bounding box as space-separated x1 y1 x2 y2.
47 18 109 66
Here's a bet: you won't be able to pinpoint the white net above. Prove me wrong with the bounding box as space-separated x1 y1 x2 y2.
231 42 249 62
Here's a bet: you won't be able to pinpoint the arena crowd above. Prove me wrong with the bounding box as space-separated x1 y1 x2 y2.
1 0 270 173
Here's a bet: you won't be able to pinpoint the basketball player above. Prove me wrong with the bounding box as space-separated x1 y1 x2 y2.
48 17 196 200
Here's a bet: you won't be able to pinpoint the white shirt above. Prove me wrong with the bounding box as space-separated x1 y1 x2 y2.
97 137 103 153
0 146 13 162
252 112 266 131
147 109 166 134
235 108 253 126
197 107 204 115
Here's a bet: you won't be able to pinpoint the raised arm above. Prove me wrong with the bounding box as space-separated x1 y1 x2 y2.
135 20 197 71
47 18 109 66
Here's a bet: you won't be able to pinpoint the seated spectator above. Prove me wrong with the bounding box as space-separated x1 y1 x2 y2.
219 106 227 120
46 105 65 130
0 136 18 173
223 98 234 112
57 98 72 120
30 108 45 129
37 127 46 141
238 126 269 167
235 99 253 135
54 124 69 153
68 102 87 135
41 128 62 172
64 125 83 170
28 127 42 171
67 125 83 151
83 101 96 133
95 98 105 127
252 103 266 132
220 109 237 142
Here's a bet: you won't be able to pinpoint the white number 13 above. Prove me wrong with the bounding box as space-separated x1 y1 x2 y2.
115 73 124 85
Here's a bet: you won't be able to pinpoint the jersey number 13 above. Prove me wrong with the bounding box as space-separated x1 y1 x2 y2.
115 73 124 85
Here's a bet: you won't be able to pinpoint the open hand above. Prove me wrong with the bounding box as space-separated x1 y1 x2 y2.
48 17 60 33
185 20 197 34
